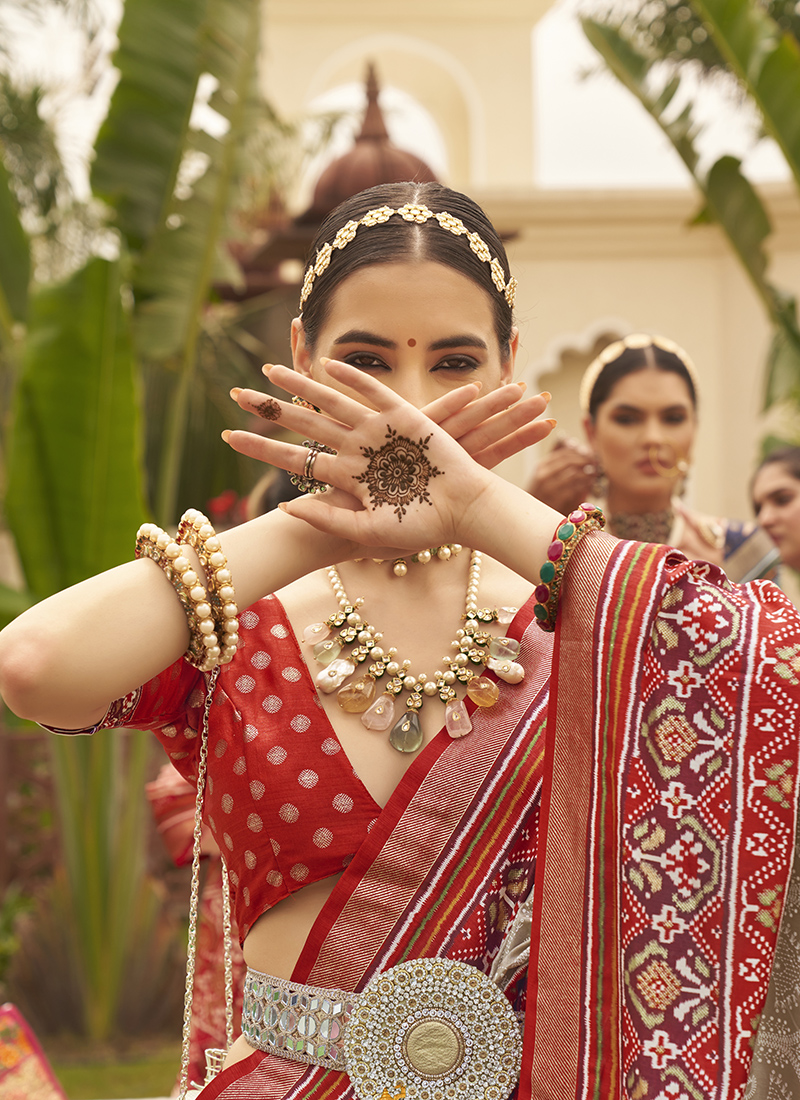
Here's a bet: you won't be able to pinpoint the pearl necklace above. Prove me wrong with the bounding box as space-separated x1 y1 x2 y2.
302 552 524 753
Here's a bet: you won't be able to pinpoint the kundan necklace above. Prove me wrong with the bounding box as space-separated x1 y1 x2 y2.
302 552 524 753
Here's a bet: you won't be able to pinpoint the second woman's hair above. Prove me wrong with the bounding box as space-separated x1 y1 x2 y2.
298 181 515 357
581 336 699 420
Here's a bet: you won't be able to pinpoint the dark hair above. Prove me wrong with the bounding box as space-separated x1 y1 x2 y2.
299 181 514 358
754 445 800 484
587 342 698 420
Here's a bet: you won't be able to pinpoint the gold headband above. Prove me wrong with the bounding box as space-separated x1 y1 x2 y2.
298 202 517 313
579 333 700 415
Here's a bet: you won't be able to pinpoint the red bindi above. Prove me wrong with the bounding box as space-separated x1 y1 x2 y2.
407 338 417 347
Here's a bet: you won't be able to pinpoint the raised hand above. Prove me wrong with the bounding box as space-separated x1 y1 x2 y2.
223 360 509 552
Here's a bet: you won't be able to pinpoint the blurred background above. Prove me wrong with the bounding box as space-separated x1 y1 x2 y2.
0 0 798 1094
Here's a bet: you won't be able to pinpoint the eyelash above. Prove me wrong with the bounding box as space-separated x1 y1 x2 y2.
610 413 689 426
342 353 480 373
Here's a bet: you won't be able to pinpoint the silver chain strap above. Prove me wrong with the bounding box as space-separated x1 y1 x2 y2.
177 666 232 1099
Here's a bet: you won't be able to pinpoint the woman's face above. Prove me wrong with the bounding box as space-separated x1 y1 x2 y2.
292 260 516 408
585 367 696 511
752 462 800 570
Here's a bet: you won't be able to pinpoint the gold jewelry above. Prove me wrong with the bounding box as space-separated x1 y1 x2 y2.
578 333 700 414
303 554 522 753
291 394 317 411
299 203 517 313
177 509 240 666
135 523 221 672
647 443 690 479
390 543 463 577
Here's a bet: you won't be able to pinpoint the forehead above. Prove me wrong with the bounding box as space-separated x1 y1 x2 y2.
602 367 695 408
753 462 799 499
320 260 496 336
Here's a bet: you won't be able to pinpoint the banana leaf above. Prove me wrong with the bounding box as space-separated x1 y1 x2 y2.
582 16 800 411
91 0 206 251
693 0 800 190
4 255 146 599
0 155 29 339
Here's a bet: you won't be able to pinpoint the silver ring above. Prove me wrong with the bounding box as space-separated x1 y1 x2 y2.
303 446 319 481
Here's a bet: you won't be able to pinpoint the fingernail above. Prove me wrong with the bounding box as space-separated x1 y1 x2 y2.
319 356 330 366
262 364 273 376
221 430 231 442
277 502 289 513
230 387 242 399
517 381 527 391
545 418 558 428
541 391 552 402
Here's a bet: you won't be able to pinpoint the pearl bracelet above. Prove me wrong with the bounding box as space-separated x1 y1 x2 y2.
135 523 221 671
177 509 240 666
533 505 605 632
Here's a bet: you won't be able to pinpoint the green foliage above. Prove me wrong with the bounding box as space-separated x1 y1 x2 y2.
5 255 146 599
0 156 29 335
93 0 264 524
582 0 800 445
0 0 266 1042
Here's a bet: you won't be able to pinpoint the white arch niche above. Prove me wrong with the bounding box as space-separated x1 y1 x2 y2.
298 33 485 193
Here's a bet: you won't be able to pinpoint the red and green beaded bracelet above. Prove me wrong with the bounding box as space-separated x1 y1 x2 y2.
533 505 605 632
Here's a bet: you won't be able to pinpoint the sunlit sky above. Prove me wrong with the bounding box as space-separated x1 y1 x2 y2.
6 0 789 199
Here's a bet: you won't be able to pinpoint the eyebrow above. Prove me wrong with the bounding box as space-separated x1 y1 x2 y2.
332 329 489 352
610 403 690 413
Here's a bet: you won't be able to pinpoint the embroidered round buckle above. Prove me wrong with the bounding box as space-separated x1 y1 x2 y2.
343 958 521 1100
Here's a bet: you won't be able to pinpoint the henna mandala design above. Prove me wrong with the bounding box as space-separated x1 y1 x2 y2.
356 427 443 519
255 398 282 421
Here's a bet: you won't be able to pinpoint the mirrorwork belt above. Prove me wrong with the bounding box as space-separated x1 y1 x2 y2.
242 958 522 1100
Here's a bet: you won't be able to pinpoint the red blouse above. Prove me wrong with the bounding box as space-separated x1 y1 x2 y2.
88 595 382 942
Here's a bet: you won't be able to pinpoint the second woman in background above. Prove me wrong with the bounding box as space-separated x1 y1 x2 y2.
529 334 779 582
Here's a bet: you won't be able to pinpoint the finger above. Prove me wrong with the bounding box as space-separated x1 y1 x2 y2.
279 496 387 547
222 430 343 491
424 381 529 434
231 388 349 449
263 363 378 430
321 358 481 417
471 418 557 468
455 396 552 457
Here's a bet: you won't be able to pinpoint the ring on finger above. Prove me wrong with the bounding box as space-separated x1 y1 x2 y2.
290 439 336 494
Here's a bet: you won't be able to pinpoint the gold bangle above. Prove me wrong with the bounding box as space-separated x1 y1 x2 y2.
176 509 240 665
135 523 221 670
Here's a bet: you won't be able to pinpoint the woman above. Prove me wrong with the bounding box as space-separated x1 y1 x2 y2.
0 182 798 1100
752 445 800 572
529 335 779 583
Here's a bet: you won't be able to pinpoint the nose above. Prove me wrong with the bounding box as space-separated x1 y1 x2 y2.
757 501 778 532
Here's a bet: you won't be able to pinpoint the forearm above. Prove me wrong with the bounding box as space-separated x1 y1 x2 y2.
0 508 348 729
458 473 564 583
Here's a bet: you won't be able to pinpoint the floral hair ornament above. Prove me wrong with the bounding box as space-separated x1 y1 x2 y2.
298 203 517 313
578 333 701 415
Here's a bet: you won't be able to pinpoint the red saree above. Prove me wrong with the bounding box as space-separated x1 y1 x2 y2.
199 533 800 1099
524 534 800 1099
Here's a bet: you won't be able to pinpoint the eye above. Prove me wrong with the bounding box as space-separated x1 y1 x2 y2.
343 352 390 371
432 355 480 373
663 410 690 425
610 411 641 425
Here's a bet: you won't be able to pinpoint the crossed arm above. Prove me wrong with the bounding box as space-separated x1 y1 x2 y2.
0 361 562 730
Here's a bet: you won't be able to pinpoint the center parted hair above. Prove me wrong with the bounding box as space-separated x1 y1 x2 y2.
298 181 516 358
579 334 700 419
